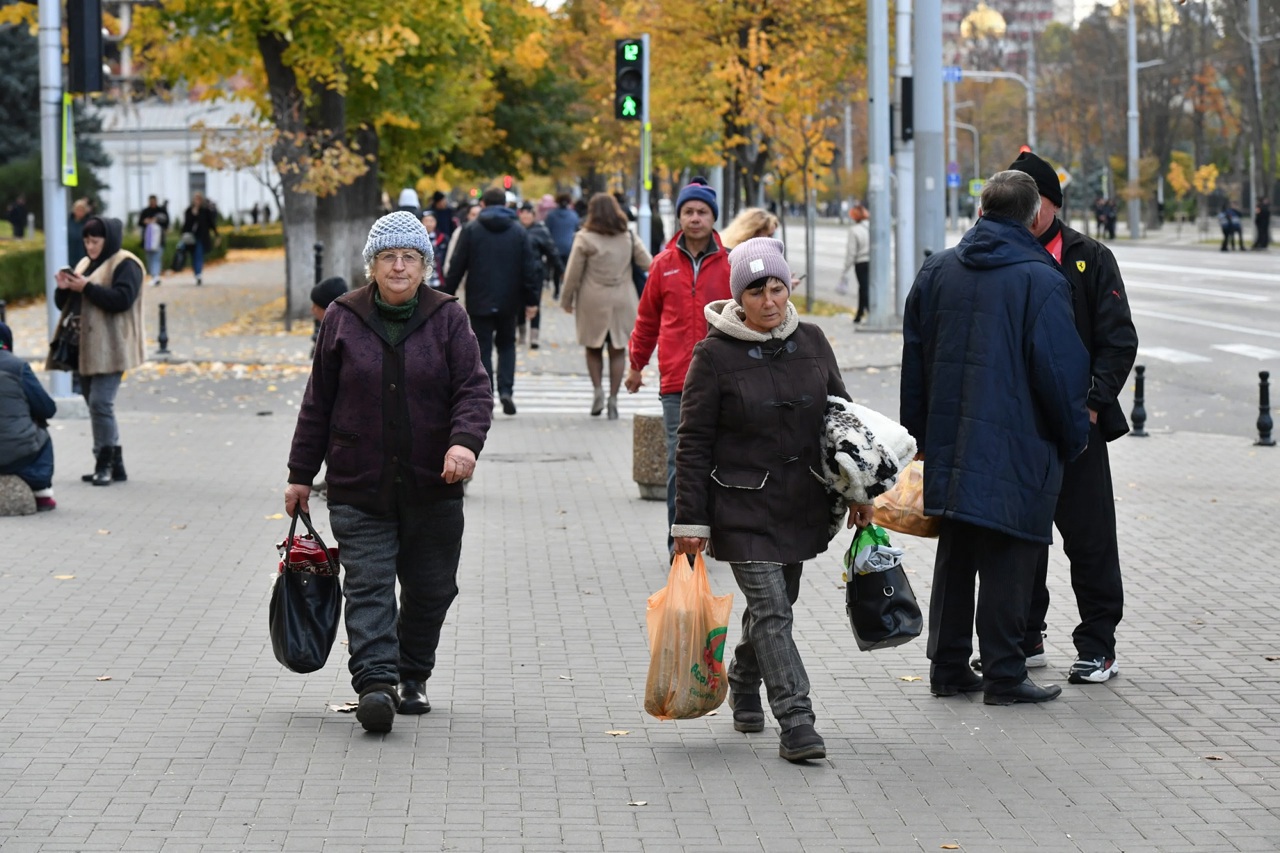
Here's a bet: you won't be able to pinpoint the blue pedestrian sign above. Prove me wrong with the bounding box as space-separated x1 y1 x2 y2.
943 66 963 84
947 173 962 189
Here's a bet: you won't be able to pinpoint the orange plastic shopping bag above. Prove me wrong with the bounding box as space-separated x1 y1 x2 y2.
643 552 734 720
873 459 941 538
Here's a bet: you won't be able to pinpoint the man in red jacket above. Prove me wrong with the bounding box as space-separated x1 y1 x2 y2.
625 178 731 554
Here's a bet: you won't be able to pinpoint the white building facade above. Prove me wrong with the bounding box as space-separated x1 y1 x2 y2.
88 99 279 226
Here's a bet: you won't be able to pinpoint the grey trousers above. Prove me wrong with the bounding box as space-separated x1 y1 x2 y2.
79 372 122 452
727 561 813 730
328 497 464 694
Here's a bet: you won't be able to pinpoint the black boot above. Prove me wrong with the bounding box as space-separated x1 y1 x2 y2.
110 446 127 482
91 447 113 486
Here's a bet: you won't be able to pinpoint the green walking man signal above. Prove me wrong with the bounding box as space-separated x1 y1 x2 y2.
615 38 644 121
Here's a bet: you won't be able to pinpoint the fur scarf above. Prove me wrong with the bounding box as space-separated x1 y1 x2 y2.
819 395 917 539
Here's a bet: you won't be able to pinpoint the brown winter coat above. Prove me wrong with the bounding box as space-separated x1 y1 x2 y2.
672 299 850 564
559 229 651 348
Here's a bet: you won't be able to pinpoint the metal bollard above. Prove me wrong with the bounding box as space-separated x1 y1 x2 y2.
313 241 324 286
1256 371 1275 447
0 299 6 322
157 303 170 355
1129 364 1148 437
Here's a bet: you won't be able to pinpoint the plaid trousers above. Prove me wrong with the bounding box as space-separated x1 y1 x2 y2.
726 561 814 731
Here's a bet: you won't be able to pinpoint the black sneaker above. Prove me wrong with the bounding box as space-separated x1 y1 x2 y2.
729 693 765 733
1068 657 1118 684
500 395 516 416
779 723 826 762
355 684 399 733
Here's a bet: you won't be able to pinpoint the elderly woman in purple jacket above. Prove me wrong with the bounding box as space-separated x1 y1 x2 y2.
284 211 493 734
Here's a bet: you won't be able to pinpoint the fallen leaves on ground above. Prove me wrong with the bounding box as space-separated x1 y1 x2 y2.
899 675 922 682
97 529 110 535
205 296 313 338
265 513 284 520
329 702 358 713
54 575 75 580
627 801 647 807
1204 755 1224 761
95 676 111 682
605 730 631 737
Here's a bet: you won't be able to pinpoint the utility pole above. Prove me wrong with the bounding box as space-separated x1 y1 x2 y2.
39 0 71 397
1126 0 1141 239
895 0 915 314
947 78 959 229
914 0 945 262
867 0 893 326
637 33 651 252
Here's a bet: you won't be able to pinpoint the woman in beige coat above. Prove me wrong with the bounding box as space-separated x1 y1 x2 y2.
560 193 651 419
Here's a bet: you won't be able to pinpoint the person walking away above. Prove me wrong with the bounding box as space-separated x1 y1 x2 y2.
672 237 875 761
285 211 493 734
719 207 780 250
560 193 651 418
442 188 541 416
396 188 421 218
544 193 581 300
0 322 58 510
1228 204 1245 250
429 192 458 245
625 177 731 555
421 211 448 286
50 216 145 486
1003 151 1138 685
1253 199 1271 250
900 170 1090 706
840 204 871 322
250 202 260 225
6 195 27 239
518 201 563 350
181 193 218 285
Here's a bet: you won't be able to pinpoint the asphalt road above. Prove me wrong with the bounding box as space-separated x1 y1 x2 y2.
789 220 1278 439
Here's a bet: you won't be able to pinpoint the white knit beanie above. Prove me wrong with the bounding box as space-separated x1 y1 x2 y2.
727 237 792 302
363 210 434 267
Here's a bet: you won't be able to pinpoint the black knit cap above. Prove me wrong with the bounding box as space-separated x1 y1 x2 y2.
310 276 348 309
1007 151 1063 208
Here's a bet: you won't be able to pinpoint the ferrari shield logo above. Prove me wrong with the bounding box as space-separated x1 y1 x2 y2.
1076 260 1086 273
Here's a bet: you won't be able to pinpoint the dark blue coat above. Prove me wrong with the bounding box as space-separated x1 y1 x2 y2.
900 215 1091 544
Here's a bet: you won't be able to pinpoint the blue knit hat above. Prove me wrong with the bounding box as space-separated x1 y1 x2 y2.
676 179 719 222
362 210 434 267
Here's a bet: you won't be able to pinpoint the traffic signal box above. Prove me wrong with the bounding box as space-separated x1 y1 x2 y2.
615 39 643 121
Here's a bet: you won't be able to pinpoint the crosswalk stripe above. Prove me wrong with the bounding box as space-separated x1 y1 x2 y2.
1137 347 1212 364
1212 344 1280 361
500 374 664 415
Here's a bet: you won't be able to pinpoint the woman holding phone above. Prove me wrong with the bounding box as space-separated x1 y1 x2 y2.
49 216 145 486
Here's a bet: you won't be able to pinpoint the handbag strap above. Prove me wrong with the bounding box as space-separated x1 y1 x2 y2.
287 509 335 566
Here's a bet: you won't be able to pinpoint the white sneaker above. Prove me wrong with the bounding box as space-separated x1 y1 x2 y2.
1068 657 1118 684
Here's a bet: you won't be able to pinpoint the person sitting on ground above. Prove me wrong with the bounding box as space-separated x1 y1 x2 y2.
0 321 58 511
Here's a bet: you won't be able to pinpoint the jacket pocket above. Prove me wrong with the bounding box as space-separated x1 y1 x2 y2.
710 466 770 534
330 427 359 448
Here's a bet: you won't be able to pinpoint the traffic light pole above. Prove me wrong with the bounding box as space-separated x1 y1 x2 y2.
39 0 71 397
637 33 651 253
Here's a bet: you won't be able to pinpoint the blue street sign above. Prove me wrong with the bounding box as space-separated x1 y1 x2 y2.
943 66 962 83
947 173 962 189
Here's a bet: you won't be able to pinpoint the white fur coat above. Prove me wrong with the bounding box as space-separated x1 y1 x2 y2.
819 396 917 539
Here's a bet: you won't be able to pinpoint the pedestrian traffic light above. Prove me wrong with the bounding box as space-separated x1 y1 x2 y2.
502 175 513 190
67 0 104 94
615 39 644 121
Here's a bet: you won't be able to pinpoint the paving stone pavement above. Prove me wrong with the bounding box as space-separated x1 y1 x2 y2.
3 255 1279 852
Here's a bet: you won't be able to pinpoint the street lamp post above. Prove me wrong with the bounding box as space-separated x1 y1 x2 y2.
961 70 1035 149
1126 0 1140 239
955 121 980 183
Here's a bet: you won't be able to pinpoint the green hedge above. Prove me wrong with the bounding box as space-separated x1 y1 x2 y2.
226 229 284 249
0 245 47 303
0 231 231 304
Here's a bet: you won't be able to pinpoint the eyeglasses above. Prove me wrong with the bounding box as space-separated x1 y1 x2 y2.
376 251 424 266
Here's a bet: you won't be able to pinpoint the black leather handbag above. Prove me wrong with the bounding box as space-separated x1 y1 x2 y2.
269 511 342 673
47 314 80 372
846 563 923 651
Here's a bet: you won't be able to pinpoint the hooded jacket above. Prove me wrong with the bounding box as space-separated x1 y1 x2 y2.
672 299 848 564
0 347 56 467
628 231 731 394
50 217 145 376
900 215 1090 544
288 283 493 513
442 206 542 316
